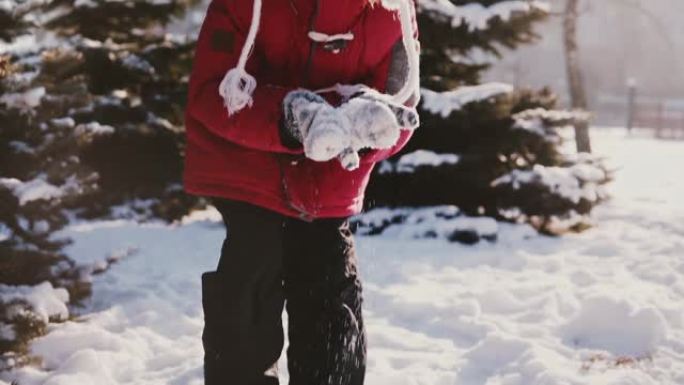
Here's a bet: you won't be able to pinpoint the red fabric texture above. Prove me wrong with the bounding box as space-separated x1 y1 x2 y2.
183 0 418 220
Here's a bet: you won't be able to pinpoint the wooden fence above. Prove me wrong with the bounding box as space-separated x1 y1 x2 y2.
596 90 684 140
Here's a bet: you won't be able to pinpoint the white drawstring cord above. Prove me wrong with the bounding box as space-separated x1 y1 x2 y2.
390 0 420 105
316 1 419 106
218 0 419 115
218 0 262 115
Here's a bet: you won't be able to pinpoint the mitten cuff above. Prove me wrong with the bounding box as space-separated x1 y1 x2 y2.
279 116 304 150
282 89 329 144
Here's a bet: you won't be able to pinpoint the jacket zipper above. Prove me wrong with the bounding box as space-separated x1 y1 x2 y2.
302 0 321 218
302 0 321 85
279 0 321 222
280 159 314 222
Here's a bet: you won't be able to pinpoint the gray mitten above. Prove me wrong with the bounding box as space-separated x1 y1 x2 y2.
283 89 352 162
340 96 402 151
334 88 419 171
344 87 420 132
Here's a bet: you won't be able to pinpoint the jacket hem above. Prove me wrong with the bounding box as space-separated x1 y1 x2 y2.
184 176 363 220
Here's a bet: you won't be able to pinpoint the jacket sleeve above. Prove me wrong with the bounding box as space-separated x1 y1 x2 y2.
360 3 420 165
185 0 303 154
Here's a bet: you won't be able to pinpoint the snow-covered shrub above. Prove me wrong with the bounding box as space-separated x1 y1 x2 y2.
365 1 610 235
0 281 71 369
492 152 610 233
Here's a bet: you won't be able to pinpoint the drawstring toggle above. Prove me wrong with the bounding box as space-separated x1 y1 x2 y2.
308 31 354 54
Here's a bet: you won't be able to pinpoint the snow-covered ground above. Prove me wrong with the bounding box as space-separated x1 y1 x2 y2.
3 129 684 385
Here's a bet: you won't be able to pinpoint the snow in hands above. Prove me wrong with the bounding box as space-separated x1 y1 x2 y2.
282 89 351 162
283 87 419 170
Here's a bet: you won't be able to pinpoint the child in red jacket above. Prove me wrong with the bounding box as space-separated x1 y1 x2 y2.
183 0 420 384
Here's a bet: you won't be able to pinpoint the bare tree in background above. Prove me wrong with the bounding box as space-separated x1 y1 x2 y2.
563 0 592 153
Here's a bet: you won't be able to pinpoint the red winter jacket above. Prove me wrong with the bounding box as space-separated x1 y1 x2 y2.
183 0 418 220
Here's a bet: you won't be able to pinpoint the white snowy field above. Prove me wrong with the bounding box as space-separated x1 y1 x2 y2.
2 128 684 385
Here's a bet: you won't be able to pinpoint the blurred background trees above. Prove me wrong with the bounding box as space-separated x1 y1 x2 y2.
487 0 684 131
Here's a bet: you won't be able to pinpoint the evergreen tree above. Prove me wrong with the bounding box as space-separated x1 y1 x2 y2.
0 0 199 365
366 0 610 235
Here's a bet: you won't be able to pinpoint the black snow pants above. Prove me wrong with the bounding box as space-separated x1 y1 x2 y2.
201 198 366 385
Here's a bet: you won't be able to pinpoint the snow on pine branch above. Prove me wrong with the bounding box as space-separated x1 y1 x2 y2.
0 0 14 12
0 223 10 243
448 47 499 66
379 150 461 174
74 121 115 136
421 82 513 118
418 0 550 31
0 282 70 323
491 161 608 204
512 108 591 139
0 0 46 13
0 87 45 111
0 175 81 206
0 0 39 13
